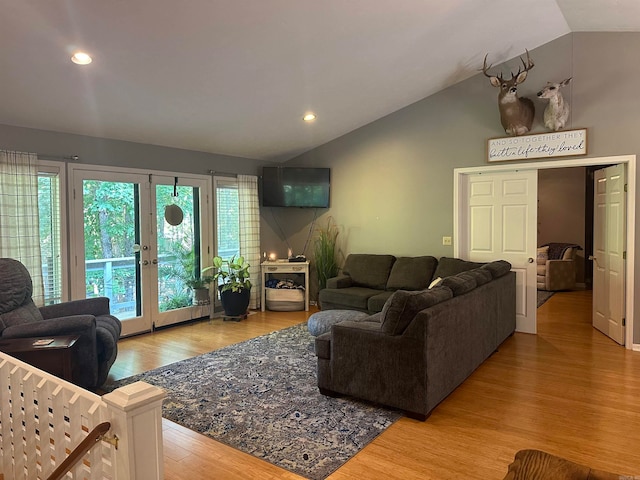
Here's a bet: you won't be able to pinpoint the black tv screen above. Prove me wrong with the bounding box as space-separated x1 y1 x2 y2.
261 167 330 208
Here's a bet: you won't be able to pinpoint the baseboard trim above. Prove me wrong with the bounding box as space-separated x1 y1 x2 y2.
633 343 640 352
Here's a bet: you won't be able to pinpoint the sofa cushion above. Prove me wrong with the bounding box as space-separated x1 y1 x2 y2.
481 260 512 279
319 286 381 311
433 257 485 279
537 246 549 265
466 267 492 286
380 286 453 335
386 256 438 291
441 272 477 296
367 291 394 313
343 254 396 290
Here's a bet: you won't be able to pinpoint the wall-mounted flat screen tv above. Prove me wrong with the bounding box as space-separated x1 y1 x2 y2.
261 167 330 208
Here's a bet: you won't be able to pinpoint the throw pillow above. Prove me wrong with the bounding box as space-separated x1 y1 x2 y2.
537 246 549 265
380 287 453 335
428 276 442 289
386 256 438 291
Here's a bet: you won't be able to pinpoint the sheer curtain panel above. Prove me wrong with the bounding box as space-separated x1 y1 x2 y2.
238 174 261 309
0 150 45 306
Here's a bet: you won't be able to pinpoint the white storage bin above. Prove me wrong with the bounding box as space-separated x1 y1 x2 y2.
265 287 304 311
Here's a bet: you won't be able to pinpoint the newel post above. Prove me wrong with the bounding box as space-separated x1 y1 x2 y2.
102 381 166 480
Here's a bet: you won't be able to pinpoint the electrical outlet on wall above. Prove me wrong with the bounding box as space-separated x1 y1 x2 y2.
442 236 452 246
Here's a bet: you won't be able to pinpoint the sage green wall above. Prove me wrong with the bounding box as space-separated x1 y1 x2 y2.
2 33 638 343
0 123 267 175
267 32 640 344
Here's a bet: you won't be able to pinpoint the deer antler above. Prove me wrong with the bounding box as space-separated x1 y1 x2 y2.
482 54 503 82
513 49 535 79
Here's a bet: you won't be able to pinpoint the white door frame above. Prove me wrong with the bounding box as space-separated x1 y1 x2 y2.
68 163 214 335
454 154 636 350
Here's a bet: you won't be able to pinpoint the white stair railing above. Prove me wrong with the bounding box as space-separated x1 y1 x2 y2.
0 352 166 479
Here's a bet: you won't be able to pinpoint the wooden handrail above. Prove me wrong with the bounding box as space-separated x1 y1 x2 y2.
46 421 112 480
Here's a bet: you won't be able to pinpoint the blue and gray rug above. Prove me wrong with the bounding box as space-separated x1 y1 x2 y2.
105 323 401 479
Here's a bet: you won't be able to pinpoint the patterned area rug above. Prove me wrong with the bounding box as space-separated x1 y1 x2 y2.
537 290 555 307
105 323 401 479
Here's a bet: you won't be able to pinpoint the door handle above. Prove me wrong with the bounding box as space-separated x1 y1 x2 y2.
528 257 534 263
152 259 158 265
141 260 149 266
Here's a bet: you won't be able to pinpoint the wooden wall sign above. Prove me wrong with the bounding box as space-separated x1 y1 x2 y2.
487 128 587 162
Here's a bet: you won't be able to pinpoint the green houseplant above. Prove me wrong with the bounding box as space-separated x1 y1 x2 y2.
185 272 214 305
204 255 252 317
313 217 340 302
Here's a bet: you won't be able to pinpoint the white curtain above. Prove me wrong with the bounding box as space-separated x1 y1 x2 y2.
0 150 44 306
238 174 261 309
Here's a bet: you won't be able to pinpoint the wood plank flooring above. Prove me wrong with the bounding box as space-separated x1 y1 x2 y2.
108 291 640 479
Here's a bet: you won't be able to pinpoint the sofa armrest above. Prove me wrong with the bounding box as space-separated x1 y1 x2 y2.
40 297 110 320
545 259 575 291
325 320 426 414
1 315 97 339
326 275 353 289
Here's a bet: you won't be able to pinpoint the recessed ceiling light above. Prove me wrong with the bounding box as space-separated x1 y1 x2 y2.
71 51 92 65
303 113 316 122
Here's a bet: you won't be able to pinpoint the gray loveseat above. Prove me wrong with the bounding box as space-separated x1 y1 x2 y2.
315 260 516 420
319 254 484 314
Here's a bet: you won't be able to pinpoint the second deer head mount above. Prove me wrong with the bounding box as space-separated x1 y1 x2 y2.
483 50 535 136
537 78 572 132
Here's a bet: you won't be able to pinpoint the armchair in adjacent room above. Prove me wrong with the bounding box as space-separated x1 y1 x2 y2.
536 243 582 291
0 258 122 390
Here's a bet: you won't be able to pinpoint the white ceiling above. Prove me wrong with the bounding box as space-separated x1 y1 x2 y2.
1 0 638 162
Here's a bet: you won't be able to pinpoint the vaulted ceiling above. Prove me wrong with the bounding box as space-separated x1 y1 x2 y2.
1 1 639 162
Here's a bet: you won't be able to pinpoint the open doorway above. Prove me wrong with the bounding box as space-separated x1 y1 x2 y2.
537 167 588 292
454 154 636 349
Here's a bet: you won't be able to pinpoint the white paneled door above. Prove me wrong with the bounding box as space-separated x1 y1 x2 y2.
592 164 626 345
460 170 538 334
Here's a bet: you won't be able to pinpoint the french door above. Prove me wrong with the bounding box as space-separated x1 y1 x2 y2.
458 170 538 334
69 166 212 336
592 164 626 345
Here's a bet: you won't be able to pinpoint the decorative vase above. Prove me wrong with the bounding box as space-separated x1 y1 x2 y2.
193 287 210 305
219 287 251 317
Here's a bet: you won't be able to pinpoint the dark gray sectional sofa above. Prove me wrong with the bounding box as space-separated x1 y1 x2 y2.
319 254 485 313
315 257 516 420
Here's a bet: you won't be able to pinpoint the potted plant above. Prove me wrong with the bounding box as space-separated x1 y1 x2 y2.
185 273 214 305
204 255 252 317
313 216 340 303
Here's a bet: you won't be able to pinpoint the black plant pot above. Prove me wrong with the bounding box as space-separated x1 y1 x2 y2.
219 286 251 317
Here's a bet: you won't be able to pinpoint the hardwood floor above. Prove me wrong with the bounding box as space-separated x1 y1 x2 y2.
108 292 640 479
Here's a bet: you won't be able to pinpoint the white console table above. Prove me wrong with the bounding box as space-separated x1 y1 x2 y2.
260 261 310 312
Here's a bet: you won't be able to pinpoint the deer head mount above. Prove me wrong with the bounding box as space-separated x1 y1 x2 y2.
537 78 572 131
483 50 535 136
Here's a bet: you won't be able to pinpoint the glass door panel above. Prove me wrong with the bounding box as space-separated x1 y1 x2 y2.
70 167 213 336
82 179 140 320
151 176 212 328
